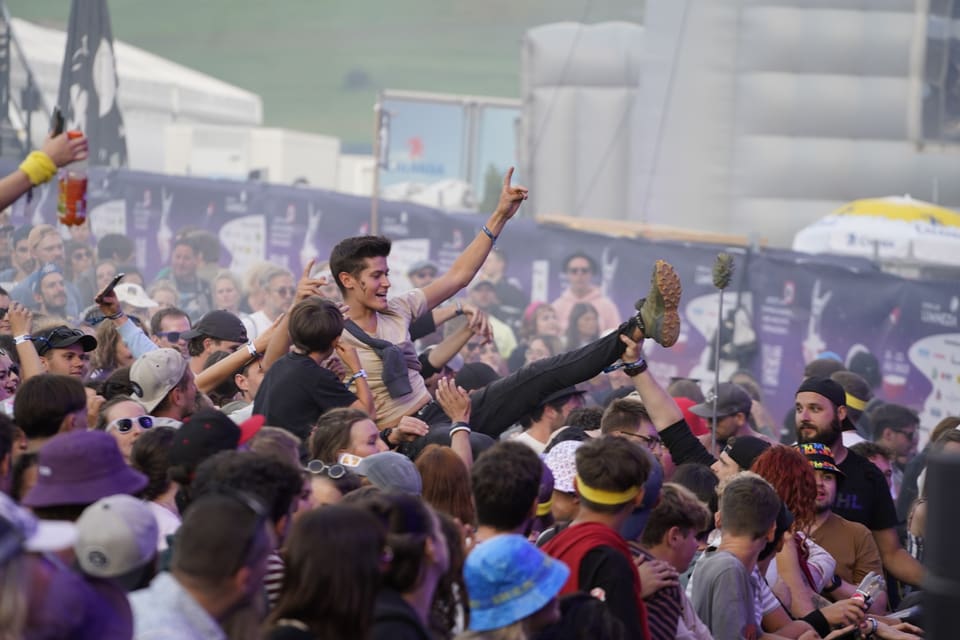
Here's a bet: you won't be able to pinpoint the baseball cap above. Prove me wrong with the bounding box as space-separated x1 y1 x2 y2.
465 534 569 631
538 387 586 408
544 440 583 494
130 349 187 413
689 382 753 419
168 408 241 472
796 442 846 478
455 362 500 391
0 492 76 563
115 283 159 309
33 263 63 294
356 451 423 495
22 431 148 508
75 495 158 579
32 325 97 356
795 376 857 431
181 310 248 343
721 436 771 471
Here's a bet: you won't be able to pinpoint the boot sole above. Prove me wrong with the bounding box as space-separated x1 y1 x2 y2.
637 260 682 347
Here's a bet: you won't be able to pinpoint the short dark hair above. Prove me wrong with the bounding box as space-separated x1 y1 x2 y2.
150 307 190 337
309 408 370 463
191 450 304 526
329 235 392 295
576 436 650 513
173 493 273 584
130 426 178 501
870 403 919 440
667 379 705 404
600 396 651 435
97 233 134 262
640 483 711 547
14 374 87 439
671 462 720 519
471 441 542 530
566 407 603 430
849 441 893 462
562 252 598 273
719 472 780 539
520 396 570 429
288 297 344 354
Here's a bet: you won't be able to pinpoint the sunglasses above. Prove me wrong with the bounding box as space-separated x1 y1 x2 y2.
619 430 663 449
567 267 592 274
106 416 153 433
155 331 184 342
305 460 347 479
271 286 295 297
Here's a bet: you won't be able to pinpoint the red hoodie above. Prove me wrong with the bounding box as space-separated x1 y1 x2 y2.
541 522 651 639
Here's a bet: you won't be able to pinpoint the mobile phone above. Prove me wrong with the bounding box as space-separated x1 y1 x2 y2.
51 107 65 136
96 273 125 303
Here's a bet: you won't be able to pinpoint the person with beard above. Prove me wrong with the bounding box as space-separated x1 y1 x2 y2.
794 377 924 590
32 264 70 320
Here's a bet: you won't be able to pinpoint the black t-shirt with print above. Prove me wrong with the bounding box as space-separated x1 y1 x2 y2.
835 449 899 531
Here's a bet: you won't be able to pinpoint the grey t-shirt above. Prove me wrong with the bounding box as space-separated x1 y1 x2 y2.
690 549 759 640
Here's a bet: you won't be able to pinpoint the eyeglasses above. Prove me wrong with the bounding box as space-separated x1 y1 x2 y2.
567 267 592 274
155 331 184 342
619 430 662 450
72 251 92 260
106 416 154 433
271 286 295 297
465 342 497 353
305 460 347 479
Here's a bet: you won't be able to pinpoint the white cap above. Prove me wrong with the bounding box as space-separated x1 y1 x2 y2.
116 283 159 309
130 349 187 413
75 495 158 578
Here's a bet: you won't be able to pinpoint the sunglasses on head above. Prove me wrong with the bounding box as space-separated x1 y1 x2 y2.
33 327 85 355
106 416 153 433
305 460 347 479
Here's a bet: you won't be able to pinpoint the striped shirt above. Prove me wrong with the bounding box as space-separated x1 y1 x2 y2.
629 543 684 640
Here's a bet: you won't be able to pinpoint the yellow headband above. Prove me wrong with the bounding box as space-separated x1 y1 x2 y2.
536 498 554 517
575 474 640 505
845 393 867 411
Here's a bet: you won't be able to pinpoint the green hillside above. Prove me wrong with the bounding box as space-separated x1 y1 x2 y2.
8 0 642 149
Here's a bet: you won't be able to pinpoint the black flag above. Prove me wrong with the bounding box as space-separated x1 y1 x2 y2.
56 0 128 168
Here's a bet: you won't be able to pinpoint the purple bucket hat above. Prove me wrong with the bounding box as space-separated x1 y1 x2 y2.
22 430 148 508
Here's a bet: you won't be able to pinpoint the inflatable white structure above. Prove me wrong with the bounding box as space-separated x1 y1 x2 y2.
521 1 960 247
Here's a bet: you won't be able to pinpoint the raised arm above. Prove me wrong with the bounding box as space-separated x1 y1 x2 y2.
8 303 43 381
195 315 281 394
262 258 333 370
420 168 527 310
0 133 88 210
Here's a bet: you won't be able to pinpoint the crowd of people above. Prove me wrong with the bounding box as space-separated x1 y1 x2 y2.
0 133 950 640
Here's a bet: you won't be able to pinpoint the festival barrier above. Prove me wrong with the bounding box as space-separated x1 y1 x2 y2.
12 167 960 436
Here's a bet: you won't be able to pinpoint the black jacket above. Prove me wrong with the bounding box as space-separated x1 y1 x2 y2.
372 588 432 640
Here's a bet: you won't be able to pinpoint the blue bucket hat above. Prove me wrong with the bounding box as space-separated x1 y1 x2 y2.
465 534 569 632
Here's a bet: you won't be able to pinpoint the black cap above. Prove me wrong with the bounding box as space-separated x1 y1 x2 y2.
168 409 240 472
538 387 586 407
181 310 247 343
722 436 771 470
689 382 753 419
32 325 97 356
455 362 501 392
795 376 857 432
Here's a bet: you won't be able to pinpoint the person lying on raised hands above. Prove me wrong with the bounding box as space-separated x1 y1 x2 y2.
0 132 88 210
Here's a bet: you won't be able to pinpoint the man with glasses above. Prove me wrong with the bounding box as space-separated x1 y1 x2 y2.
512 387 586 454
0 285 12 336
181 310 249 377
550 252 621 334
601 395 676 481
30 324 96 378
248 266 294 337
150 307 192 358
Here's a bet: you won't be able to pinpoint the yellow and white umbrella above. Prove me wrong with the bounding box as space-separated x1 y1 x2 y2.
792 196 960 267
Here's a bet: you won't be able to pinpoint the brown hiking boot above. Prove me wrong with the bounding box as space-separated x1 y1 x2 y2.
632 260 682 347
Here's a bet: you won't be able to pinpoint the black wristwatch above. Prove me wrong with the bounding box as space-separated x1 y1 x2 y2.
623 357 648 377
822 573 842 594
380 428 396 449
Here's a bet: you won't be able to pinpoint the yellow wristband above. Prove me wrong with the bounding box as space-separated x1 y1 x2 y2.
18 151 57 186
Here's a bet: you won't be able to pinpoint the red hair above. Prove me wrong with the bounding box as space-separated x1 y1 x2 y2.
750 445 817 533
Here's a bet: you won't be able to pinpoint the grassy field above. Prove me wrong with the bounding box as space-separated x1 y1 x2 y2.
8 0 642 149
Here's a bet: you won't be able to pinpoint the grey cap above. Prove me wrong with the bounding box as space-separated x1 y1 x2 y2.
357 451 422 495
689 382 752 419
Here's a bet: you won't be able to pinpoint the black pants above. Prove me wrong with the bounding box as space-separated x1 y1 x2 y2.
469 327 627 437
401 327 628 460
